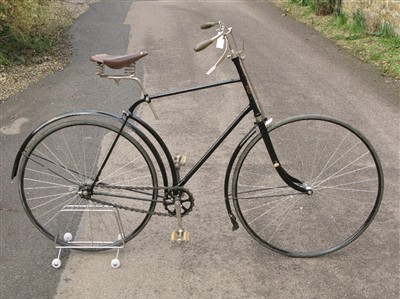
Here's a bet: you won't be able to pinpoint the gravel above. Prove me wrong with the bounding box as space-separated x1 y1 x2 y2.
0 0 98 103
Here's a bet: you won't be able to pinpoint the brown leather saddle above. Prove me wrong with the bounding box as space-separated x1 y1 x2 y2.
90 51 148 69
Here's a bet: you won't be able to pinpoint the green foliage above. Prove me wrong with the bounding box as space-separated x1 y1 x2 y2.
334 10 398 41
0 51 10 65
334 11 399 78
0 0 71 65
375 21 397 39
298 0 312 6
282 0 400 79
334 12 348 27
350 10 366 33
298 0 316 11
296 0 335 15
332 9 367 34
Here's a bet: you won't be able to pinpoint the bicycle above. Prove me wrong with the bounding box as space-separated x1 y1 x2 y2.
12 21 384 262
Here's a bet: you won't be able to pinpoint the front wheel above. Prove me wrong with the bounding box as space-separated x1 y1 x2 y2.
232 115 383 257
18 118 158 249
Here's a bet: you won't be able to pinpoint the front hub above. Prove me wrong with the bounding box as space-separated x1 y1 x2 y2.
78 185 92 199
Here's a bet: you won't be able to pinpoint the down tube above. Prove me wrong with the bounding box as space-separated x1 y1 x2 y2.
178 105 252 187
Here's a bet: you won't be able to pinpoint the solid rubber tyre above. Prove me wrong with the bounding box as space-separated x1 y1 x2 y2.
232 115 383 257
18 118 158 250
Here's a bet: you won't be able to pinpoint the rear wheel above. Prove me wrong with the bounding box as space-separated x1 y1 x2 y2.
18 118 158 249
232 115 383 257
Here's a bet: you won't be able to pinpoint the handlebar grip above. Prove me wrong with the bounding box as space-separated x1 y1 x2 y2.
200 22 219 30
194 39 214 52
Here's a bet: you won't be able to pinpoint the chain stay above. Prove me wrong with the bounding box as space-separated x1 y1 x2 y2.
87 184 194 217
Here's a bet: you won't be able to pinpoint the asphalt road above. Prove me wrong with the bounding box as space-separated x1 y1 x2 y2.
1 1 399 298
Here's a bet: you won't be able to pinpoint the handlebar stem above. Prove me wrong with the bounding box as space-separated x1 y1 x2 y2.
225 28 267 121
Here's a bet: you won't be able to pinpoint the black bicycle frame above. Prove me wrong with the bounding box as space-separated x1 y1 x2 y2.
127 76 251 188
94 56 309 194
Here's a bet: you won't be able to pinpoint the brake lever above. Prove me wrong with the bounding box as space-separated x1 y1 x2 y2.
206 37 229 75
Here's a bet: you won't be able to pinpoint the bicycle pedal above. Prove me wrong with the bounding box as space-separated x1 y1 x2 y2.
173 155 187 167
171 229 190 243
182 230 190 241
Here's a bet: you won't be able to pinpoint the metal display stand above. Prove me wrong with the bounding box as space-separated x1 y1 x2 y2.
51 204 125 269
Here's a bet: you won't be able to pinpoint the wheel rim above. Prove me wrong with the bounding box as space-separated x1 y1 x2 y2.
19 120 158 249
233 115 383 257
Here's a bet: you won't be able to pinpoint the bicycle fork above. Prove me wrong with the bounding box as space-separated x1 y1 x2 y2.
232 56 312 195
257 121 313 194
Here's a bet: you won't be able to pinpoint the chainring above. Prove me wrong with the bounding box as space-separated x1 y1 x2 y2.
163 187 195 216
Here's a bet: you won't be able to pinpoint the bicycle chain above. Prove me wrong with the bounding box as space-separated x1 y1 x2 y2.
86 184 194 218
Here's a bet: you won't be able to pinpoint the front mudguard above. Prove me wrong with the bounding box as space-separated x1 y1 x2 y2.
223 126 257 231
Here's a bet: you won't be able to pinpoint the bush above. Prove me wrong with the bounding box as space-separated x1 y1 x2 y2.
314 0 335 16
0 0 71 65
295 0 335 16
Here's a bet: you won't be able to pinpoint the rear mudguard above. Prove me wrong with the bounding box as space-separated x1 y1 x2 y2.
223 126 257 231
129 113 178 187
11 110 176 190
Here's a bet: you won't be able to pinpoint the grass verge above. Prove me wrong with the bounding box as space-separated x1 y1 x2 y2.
0 0 74 101
277 1 400 80
0 0 73 66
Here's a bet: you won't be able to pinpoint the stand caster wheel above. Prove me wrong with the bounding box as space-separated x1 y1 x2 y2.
111 259 120 269
63 232 73 242
52 258 62 269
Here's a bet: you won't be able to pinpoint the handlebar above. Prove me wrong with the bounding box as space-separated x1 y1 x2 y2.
200 22 219 30
194 21 238 75
193 21 265 119
194 39 214 52
194 21 226 52
194 30 224 52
